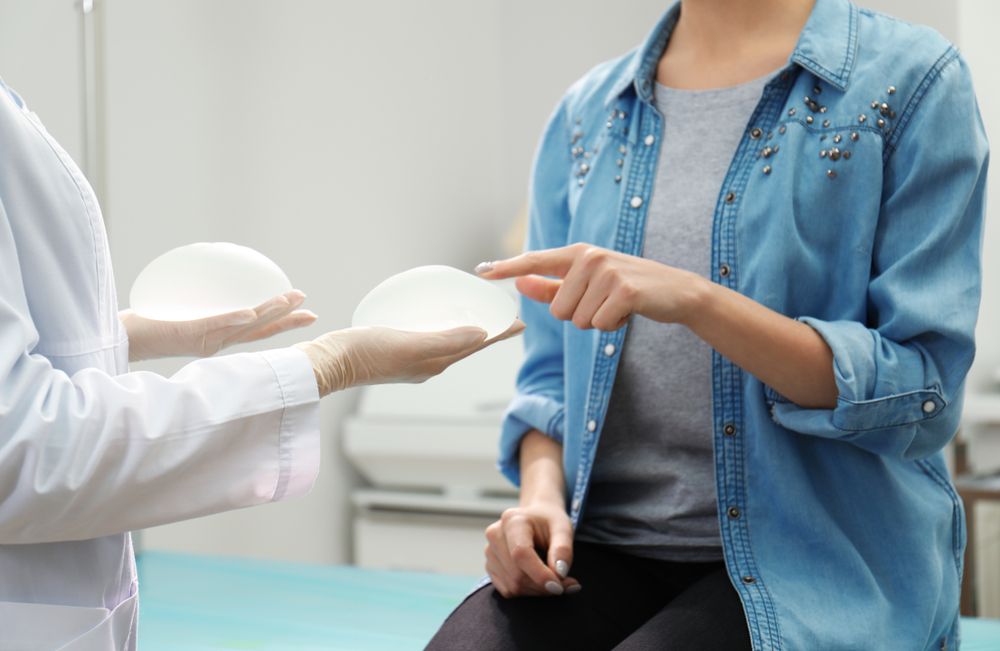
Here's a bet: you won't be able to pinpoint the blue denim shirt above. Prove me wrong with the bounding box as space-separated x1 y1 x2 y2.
498 1 989 649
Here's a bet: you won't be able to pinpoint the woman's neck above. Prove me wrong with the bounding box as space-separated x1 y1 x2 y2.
657 0 815 90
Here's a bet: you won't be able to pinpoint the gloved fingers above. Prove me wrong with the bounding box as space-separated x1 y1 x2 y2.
420 319 526 369
382 326 488 359
217 291 308 342
252 290 306 318
232 309 318 344
483 319 526 345
187 290 305 332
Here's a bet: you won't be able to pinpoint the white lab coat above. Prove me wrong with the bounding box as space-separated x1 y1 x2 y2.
0 80 321 649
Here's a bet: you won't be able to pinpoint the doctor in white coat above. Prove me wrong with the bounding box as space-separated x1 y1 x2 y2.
0 76 519 650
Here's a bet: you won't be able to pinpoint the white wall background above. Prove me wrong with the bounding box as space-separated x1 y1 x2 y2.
100 0 667 565
0 0 996 568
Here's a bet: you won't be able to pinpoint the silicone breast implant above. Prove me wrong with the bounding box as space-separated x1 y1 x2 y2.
129 242 292 321
352 265 517 339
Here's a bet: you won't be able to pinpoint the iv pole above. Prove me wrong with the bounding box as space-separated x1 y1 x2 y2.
79 0 105 223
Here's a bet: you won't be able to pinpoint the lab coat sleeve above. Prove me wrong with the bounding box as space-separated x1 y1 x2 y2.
497 98 572 486
766 53 989 460
0 203 321 543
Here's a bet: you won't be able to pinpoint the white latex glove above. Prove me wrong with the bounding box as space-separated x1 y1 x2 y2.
294 320 525 397
121 290 317 362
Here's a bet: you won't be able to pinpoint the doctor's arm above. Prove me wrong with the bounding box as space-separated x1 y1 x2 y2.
0 209 517 545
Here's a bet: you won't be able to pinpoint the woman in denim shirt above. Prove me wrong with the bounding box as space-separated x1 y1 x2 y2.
428 0 988 649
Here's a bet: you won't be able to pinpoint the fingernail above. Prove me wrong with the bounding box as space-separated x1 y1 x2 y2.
555 560 569 578
565 584 582 595
474 261 495 274
544 581 564 596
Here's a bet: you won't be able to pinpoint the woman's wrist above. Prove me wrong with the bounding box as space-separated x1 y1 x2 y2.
668 269 717 327
518 429 567 508
519 482 565 509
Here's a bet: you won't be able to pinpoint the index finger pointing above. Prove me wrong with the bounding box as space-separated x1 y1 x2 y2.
476 246 579 280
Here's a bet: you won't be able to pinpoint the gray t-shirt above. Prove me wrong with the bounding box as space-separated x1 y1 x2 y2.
575 75 770 561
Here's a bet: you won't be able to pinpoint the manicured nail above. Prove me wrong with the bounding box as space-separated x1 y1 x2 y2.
555 560 569 578
474 261 495 274
565 584 582 595
544 581 564 595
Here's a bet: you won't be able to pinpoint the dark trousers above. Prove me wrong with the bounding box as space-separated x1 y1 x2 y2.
426 541 752 650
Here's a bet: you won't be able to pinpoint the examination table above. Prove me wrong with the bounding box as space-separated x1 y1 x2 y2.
137 552 1000 650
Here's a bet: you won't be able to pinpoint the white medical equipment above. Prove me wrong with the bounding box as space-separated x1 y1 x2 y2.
129 242 293 321
345 284 522 575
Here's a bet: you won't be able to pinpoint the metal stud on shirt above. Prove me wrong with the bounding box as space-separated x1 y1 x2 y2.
827 169 837 179
806 116 814 124
822 119 831 128
829 148 841 161
850 131 859 141
763 165 772 175
888 85 896 94
788 108 797 116
833 134 842 144
858 114 867 123
877 118 886 128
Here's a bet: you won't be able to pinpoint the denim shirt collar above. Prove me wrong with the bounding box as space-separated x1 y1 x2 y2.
603 0 860 107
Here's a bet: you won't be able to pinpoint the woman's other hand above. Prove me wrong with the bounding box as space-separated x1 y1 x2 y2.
295 320 525 397
121 290 317 362
476 244 708 331
485 500 580 598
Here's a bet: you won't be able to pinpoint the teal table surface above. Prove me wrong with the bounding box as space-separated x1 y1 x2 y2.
136 551 477 650
137 551 1000 650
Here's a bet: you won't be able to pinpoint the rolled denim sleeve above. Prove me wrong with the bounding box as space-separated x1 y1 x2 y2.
498 99 573 486
767 52 988 460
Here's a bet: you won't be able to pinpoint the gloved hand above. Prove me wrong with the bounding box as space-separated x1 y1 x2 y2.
295 320 525 396
121 290 317 362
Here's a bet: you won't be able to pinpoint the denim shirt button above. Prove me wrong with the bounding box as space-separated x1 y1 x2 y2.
586 419 597 432
603 343 616 356
727 506 741 519
630 196 644 208
720 264 732 278
922 400 936 414
644 134 655 146
742 575 756 584
724 191 736 203
571 497 582 511
724 423 737 436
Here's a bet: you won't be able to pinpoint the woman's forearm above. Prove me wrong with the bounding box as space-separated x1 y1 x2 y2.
518 429 566 507
681 278 838 409
479 246 839 410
